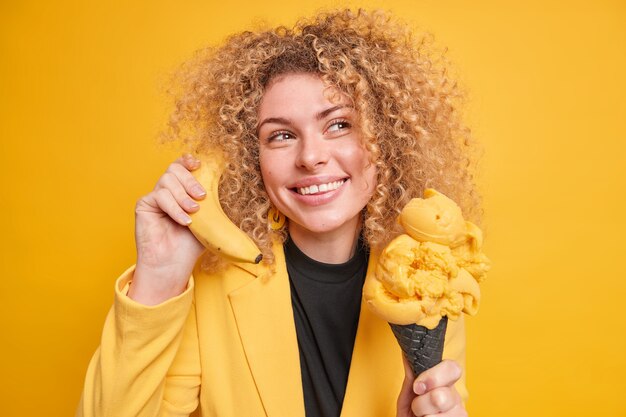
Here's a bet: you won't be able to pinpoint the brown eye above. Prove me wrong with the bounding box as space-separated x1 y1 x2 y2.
327 120 351 133
269 131 294 142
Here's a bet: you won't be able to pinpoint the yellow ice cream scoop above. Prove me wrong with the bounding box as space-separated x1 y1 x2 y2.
363 234 480 329
364 188 490 375
363 188 490 328
398 189 491 282
398 188 467 247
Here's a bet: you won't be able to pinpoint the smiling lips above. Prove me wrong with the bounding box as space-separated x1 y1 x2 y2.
295 179 346 196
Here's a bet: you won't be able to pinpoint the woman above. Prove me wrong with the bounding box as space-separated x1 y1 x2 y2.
78 9 478 417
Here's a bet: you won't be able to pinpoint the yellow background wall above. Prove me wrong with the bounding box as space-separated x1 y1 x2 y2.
1 1 624 416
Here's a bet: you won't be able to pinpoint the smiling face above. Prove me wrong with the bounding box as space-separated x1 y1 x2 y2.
258 73 377 243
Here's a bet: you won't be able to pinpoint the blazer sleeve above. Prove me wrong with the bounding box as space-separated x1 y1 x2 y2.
442 314 469 403
76 266 201 417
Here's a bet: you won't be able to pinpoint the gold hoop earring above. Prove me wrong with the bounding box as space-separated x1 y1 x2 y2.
268 207 286 230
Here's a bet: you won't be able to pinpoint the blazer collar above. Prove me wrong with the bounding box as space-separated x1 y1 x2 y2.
227 243 402 417
341 249 404 417
227 242 305 417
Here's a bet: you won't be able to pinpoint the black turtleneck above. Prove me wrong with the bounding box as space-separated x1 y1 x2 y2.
284 238 369 417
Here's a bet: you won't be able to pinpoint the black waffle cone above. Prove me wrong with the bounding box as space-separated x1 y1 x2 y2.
390 316 448 377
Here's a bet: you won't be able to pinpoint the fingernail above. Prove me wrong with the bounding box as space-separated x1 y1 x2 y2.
193 185 206 197
414 381 427 395
188 200 199 209
183 215 192 225
184 153 200 166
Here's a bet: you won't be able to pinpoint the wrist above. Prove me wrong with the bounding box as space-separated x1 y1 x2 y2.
128 264 190 306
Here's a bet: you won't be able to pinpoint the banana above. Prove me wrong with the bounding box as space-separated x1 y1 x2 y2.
188 150 263 264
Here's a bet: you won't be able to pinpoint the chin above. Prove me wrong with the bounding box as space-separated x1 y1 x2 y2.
289 214 357 236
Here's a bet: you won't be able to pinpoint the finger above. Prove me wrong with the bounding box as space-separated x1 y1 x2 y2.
142 188 192 226
411 386 462 416
155 171 201 213
446 403 469 417
160 161 206 200
179 153 201 171
397 355 416 415
413 360 462 394
402 354 414 383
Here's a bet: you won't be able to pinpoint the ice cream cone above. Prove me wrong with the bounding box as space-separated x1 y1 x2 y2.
364 190 489 376
390 316 448 377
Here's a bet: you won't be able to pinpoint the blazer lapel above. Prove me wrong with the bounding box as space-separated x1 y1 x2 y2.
228 243 305 417
340 249 405 417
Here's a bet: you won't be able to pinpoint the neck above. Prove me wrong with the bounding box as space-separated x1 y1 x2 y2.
288 216 362 264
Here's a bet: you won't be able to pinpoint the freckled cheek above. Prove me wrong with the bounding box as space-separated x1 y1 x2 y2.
259 164 282 203
261 170 275 190
340 146 374 174
352 149 377 195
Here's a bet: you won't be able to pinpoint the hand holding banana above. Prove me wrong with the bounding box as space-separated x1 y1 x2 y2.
130 154 207 305
130 152 261 306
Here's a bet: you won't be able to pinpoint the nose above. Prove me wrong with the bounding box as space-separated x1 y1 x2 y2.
295 135 329 171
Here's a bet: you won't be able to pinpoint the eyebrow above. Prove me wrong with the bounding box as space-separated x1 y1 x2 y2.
257 104 351 131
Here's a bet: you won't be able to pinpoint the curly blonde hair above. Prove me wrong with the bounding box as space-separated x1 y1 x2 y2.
165 9 481 264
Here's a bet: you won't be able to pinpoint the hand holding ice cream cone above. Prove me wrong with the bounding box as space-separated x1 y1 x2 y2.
397 358 466 417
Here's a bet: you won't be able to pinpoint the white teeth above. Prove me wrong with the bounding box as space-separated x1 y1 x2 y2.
297 180 344 195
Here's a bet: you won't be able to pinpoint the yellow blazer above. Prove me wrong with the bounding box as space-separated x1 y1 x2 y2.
77 243 467 417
